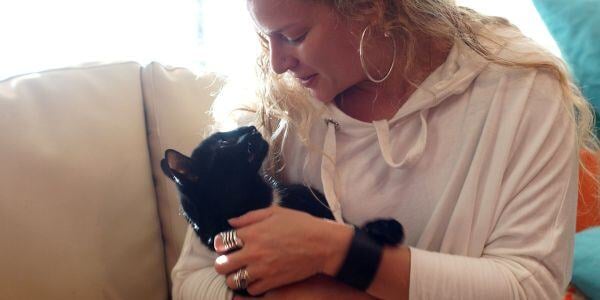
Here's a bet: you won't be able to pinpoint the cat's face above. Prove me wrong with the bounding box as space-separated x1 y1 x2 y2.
192 126 269 176
160 126 271 247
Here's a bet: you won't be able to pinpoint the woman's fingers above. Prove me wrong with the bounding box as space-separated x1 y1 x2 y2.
225 265 263 291
246 278 280 296
214 252 246 275
228 206 275 228
213 229 246 253
214 207 335 295
213 233 226 253
226 265 299 296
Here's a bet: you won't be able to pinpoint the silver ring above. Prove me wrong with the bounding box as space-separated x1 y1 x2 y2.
219 230 244 252
233 268 250 290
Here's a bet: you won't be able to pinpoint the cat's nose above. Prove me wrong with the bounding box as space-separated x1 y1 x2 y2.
238 131 256 144
237 126 260 144
245 127 260 139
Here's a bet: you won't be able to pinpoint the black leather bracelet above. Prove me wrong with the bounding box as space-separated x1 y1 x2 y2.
334 227 383 291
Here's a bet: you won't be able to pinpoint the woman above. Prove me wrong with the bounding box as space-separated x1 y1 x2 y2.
172 0 598 299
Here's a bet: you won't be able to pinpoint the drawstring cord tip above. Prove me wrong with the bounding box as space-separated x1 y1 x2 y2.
324 118 340 130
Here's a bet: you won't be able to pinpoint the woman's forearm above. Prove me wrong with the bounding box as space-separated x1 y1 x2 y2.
367 246 411 300
321 221 410 300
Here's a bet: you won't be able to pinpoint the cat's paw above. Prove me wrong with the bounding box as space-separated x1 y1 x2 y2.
361 219 404 246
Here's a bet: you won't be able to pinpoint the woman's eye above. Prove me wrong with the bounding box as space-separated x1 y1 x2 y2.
284 32 307 44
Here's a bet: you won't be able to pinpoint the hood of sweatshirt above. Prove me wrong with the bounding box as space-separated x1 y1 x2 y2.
313 29 513 222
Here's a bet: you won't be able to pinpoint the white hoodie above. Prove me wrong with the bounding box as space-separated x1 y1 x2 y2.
172 25 578 300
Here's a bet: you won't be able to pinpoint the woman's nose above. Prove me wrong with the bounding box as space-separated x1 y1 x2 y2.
269 42 298 74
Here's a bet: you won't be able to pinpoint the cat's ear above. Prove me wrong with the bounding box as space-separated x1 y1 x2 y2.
161 149 198 186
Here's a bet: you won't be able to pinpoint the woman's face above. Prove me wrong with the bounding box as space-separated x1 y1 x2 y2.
247 0 367 102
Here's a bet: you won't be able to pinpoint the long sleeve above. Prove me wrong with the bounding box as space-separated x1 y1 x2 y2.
409 70 578 299
171 226 234 300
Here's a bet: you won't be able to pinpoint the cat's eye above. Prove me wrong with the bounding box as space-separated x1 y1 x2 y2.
218 139 232 147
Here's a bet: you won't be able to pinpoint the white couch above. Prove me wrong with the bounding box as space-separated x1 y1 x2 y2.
0 62 224 299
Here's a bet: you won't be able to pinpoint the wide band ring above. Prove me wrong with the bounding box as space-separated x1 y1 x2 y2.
233 268 250 290
220 230 244 252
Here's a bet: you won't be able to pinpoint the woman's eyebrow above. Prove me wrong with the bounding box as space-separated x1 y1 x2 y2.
264 22 301 36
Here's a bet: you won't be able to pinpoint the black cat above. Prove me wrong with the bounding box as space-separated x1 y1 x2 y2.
160 126 404 251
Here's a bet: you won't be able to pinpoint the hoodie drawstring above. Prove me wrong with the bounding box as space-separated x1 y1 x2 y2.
319 110 429 223
321 119 344 223
373 109 429 169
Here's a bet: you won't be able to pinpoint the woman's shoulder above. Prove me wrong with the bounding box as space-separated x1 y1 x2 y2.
480 22 556 59
479 23 562 74
457 25 569 122
462 23 564 97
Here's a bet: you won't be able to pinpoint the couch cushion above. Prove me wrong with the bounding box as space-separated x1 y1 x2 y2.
141 62 223 283
0 62 168 299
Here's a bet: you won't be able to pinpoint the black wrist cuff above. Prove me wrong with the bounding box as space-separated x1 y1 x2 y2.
334 227 383 291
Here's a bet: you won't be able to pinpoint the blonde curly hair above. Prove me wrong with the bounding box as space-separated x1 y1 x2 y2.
217 0 599 200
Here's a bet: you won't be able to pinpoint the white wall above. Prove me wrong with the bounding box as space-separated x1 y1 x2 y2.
0 0 558 80
0 0 202 79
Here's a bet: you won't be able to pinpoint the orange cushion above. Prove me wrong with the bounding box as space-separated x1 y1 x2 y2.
577 151 600 232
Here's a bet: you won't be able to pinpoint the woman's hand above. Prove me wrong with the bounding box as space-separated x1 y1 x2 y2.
232 274 378 300
213 206 354 296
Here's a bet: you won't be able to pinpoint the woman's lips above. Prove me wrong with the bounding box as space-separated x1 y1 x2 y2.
299 74 317 88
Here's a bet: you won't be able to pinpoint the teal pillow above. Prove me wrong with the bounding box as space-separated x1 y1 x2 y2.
533 0 600 113
572 227 600 299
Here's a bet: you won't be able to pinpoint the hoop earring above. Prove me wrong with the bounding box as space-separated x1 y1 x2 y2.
359 25 397 83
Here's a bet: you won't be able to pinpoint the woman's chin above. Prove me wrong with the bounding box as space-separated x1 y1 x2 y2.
308 89 336 104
